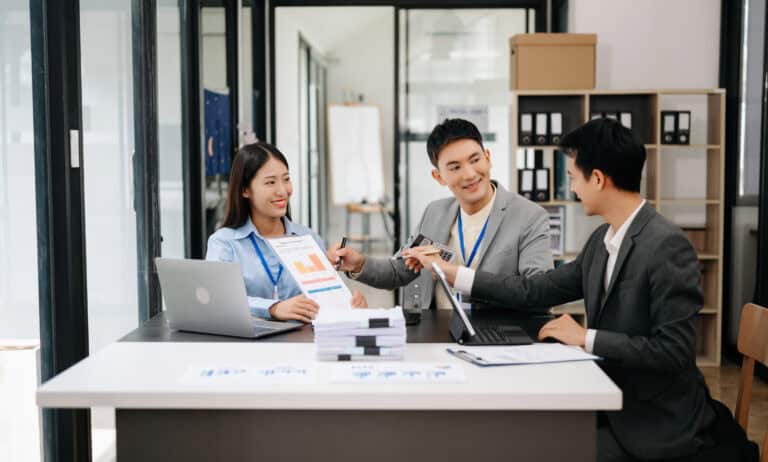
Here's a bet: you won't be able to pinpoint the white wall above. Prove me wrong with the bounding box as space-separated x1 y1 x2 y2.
565 0 722 251
569 0 721 89
157 1 185 259
0 3 38 340
324 10 394 244
275 9 311 217
275 7 394 246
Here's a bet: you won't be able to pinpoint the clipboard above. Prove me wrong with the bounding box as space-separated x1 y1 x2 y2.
447 344 600 367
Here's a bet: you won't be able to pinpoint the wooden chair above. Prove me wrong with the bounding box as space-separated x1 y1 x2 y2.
735 302 768 461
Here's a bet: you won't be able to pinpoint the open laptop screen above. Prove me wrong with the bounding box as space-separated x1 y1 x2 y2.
432 263 476 337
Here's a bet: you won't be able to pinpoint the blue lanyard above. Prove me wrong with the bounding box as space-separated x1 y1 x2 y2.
248 234 283 298
457 211 489 268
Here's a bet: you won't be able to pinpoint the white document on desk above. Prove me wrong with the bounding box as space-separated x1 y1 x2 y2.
447 343 599 367
267 235 353 315
329 363 465 384
180 364 316 385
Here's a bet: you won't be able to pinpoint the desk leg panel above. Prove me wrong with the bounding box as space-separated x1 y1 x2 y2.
117 409 595 461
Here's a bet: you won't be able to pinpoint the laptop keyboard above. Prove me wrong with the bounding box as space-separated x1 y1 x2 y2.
474 326 524 344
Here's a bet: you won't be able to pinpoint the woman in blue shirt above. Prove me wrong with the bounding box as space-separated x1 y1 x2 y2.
206 141 366 323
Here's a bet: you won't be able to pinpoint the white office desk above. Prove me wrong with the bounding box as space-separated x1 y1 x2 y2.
38 342 621 462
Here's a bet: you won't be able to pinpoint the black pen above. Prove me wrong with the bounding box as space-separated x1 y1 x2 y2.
336 237 348 271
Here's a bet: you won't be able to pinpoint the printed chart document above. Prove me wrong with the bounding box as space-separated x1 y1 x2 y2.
329 363 465 384
447 343 599 367
179 364 316 386
268 235 353 314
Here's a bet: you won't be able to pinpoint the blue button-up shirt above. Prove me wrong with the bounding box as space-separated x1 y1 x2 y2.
205 217 324 318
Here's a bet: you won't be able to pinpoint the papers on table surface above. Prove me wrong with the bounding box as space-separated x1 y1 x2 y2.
178 363 464 385
314 307 407 361
179 365 316 385
316 347 405 356
314 327 406 337
447 343 600 367
312 307 405 330
267 235 352 316
312 335 407 347
328 363 465 384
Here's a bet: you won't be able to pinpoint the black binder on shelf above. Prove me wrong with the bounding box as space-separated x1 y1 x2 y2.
677 111 691 144
535 113 549 145
526 148 536 169
534 168 550 202
518 169 534 200
550 112 563 145
661 111 677 144
519 113 534 145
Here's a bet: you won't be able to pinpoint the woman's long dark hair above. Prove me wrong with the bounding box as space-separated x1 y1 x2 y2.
221 141 292 229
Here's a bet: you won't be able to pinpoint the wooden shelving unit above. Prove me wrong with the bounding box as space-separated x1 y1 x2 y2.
512 89 725 366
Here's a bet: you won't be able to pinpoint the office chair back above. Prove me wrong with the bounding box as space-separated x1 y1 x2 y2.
735 302 768 461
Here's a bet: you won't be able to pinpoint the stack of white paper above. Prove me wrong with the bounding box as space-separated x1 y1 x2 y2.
313 307 407 361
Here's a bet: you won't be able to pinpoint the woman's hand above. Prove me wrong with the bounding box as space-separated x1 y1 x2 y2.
269 295 319 323
350 289 368 308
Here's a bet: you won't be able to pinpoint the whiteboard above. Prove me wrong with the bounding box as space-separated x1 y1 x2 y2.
327 104 385 205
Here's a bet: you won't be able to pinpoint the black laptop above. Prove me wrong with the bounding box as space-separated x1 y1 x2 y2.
432 262 533 346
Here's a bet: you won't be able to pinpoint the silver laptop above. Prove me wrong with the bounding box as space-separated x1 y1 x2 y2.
155 258 302 338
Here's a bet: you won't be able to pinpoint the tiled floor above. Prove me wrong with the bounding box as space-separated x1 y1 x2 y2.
701 360 768 453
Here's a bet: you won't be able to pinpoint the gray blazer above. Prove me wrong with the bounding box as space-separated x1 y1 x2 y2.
470 203 715 460
354 182 553 310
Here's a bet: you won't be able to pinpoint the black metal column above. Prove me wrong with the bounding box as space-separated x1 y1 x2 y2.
719 0 745 355
30 0 92 460
756 0 768 307
252 0 267 140
132 0 162 321
226 0 240 153
268 1 275 143
180 0 206 258
394 7 402 250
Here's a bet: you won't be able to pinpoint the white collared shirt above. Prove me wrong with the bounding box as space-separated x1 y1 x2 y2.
435 189 497 310
455 199 646 353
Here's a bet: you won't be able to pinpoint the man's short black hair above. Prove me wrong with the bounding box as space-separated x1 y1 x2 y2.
559 118 646 192
426 118 484 166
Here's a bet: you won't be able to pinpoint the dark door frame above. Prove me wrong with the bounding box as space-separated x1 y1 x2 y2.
180 0 206 258
30 0 92 460
132 0 163 321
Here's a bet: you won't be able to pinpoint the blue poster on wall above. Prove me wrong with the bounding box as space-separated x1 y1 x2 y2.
204 88 231 176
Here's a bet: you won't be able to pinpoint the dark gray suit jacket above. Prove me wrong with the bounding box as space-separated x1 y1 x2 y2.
471 203 715 460
353 182 553 310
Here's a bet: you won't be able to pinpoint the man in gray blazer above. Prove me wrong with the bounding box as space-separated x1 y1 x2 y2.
409 118 717 461
329 118 553 311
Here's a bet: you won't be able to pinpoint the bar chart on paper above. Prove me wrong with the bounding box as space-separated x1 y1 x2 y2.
268 235 353 313
294 254 325 274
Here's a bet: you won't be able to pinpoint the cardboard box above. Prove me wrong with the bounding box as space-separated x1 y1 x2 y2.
510 33 597 90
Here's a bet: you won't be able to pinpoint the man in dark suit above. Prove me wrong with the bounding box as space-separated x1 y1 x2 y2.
407 118 716 461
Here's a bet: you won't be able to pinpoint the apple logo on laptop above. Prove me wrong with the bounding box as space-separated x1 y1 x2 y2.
195 287 211 305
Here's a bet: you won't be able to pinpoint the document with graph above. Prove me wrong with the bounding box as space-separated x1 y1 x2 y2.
267 235 354 315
